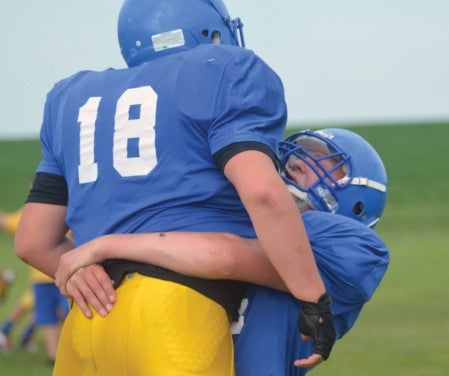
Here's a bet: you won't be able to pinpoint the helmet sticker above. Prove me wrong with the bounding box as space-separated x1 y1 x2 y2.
152 29 186 52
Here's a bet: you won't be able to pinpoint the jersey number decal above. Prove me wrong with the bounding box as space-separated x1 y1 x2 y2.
77 86 158 184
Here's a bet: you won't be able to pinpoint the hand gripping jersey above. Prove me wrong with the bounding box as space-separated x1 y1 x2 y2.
36 43 287 316
232 211 390 376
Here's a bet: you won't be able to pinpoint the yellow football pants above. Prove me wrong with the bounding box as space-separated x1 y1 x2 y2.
53 273 235 375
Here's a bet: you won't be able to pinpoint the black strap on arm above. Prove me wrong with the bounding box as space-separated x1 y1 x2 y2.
27 172 68 205
214 141 279 172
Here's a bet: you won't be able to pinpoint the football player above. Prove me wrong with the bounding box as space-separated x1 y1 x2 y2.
0 268 15 303
0 207 69 362
15 1 334 375
56 128 390 375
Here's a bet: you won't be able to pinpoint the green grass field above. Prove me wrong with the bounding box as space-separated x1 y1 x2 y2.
1 122 448 375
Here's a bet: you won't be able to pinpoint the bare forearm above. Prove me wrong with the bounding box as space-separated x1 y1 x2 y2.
224 151 325 302
26 237 74 278
59 232 287 291
248 194 324 300
15 202 72 279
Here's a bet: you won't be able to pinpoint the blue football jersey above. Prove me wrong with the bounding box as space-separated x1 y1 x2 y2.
36 44 286 246
232 211 390 376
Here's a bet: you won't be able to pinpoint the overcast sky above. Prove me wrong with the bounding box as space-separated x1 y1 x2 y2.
1 0 448 138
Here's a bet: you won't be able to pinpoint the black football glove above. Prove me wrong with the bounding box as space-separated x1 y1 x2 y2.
297 292 336 360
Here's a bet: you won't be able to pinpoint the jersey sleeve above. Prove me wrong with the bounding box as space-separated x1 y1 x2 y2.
303 211 390 338
36 88 64 176
208 48 287 157
36 73 87 177
176 46 286 158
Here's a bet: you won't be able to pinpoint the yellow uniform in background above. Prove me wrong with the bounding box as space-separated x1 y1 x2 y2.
1 207 69 361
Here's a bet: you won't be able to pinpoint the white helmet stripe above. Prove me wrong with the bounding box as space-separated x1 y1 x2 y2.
351 177 387 192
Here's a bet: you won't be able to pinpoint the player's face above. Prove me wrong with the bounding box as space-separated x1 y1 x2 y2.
285 152 345 189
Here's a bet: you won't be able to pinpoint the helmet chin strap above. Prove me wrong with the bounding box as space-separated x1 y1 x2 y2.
285 184 315 211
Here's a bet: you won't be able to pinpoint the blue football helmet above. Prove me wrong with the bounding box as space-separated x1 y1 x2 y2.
118 0 245 67
278 128 388 227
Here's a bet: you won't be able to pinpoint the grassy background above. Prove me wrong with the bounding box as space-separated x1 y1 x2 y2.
1 122 448 375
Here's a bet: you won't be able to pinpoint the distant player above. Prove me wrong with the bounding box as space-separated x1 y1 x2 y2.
0 268 14 303
0 207 69 362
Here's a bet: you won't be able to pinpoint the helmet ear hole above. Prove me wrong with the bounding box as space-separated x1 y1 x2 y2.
352 201 365 215
201 30 221 43
211 30 221 43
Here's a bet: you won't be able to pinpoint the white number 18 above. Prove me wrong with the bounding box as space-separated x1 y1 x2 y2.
77 86 158 184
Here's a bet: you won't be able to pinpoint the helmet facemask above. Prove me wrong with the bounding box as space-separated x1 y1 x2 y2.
280 132 351 213
279 129 388 227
